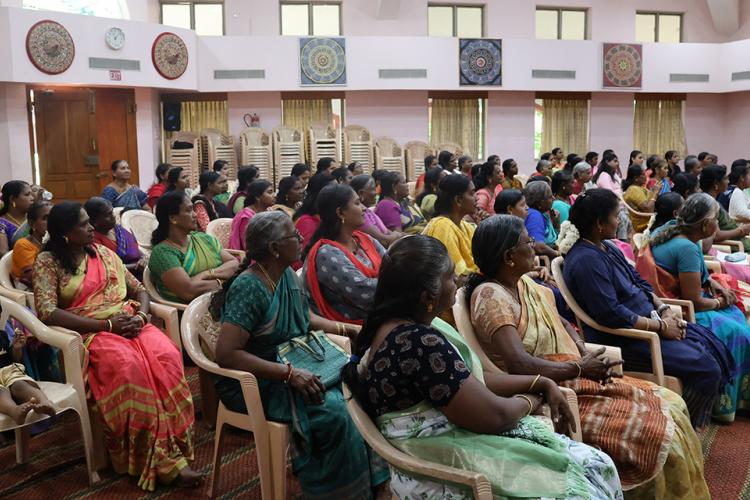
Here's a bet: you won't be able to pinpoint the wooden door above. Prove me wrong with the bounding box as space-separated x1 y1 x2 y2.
33 88 100 203
95 88 139 189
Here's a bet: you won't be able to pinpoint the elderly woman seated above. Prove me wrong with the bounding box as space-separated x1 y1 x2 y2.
560 189 733 428
33 201 200 490
523 180 561 259
468 214 709 498
342 235 623 499
641 192 750 423
211 211 387 498
148 191 239 304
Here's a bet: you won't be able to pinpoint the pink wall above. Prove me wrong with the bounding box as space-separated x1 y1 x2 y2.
486 92 536 173
589 93 635 162
344 91 428 146
0 83 31 183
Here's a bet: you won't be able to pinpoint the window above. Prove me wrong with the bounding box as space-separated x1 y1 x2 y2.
535 96 590 160
636 12 682 43
535 8 587 40
280 2 341 36
23 0 130 18
428 97 485 160
633 98 686 157
161 2 224 36
428 4 484 37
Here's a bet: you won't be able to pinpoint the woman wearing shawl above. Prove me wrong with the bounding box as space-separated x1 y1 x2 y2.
210 211 384 498
84 197 145 277
639 192 750 423
374 172 425 235
351 174 403 248
146 163 172 209
148 192 239 304
341 235 623 499
101 160 148 210
303 184 385 325
469 215 708 499
523 180 561 260
228 180 275 251
0 180 33 257
192 171 233 232
561 189 733 428
421 174 478 279
32 202 200 491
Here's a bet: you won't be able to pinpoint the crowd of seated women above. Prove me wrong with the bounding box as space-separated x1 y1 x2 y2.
5 145 750 499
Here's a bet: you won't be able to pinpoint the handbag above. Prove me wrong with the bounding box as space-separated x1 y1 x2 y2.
276 331 350 389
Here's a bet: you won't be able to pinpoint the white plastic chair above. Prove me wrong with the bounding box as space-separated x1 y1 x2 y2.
143 267 188 312
403 140 434 181
0 296 99 485
0 251 34 311
120 210 158 253
205 218 245 261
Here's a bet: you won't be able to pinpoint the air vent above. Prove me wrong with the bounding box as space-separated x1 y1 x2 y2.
669 73 709 83
531 69 576 79
732 71 750 81
213 69 266 79
88 58 140 71
378 69 427 79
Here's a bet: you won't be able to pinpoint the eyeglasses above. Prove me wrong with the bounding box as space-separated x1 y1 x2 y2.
511 236 536 250
275 230 303 243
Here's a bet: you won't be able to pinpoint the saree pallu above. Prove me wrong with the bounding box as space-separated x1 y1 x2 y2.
0 218 21 248
93 225 141 264
306 231 382 325
9 221 29 247
214 269 389 498
151 233 224 303
66 248 194 491
637 245 750 423
102 185 147 209
481 277 697 492
399 199 426 234
228 208 256 250
376 318 622 500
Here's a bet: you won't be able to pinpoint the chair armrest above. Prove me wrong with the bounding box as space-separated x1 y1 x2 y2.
149 302 182 349
152 296 188 312
724 240 744 253
538 255 551 270
706 260 722 274
660 298 695 323
712 244 732 253
0 286 27 306
584 343 623 375
559 386 583 442
592 327 665 386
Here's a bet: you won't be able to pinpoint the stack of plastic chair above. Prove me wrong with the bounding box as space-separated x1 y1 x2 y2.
201 129 238 180
239 127 273 182
374 137 406 176
404 141 435 181
434 142 465 158
273 125 304 183
308 122 340 166
343 125 374 174
167 131 201 191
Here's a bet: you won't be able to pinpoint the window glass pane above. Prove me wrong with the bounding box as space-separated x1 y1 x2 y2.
281 4 309 36
456 7 482 37
635 13 656 42
162 4 191 30
312 4 340 36
194 4 223 36
658 14 682 43
536 9 558 40
428 6 453 37
24 0 130 19
561 10 586 40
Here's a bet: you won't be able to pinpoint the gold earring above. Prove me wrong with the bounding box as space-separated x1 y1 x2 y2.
63 236 69 243
11 202 15 209
427 304 434 312
509 261 515 267
340 217 346 224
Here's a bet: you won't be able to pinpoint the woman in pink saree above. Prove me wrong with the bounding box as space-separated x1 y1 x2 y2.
32 202 200 491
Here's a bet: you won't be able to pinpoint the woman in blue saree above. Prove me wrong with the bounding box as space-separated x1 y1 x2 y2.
0 180 33 257
210 211 387 498
101 160 148 210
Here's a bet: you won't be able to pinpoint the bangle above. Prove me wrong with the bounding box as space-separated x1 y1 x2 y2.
658 319 667 335
528 374 541 393
208 268 216 279
284 363 293 384
134 315 145 326
657 304 671 316
569 361 582 378
137 311 149 324
514 395 534 417
215 279 222 289
106 319 112 332
715 298 722 310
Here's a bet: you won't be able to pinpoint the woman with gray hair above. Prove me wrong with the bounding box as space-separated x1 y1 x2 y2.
524 180 560 258
645 192 750 423
209 210 390 497
572 161 594 195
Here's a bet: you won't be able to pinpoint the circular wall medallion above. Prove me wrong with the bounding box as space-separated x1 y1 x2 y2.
459 39 502 86
300 38 346 85
151 32 188 80
25 20 75 75
105 27 125 50
603 43 642 88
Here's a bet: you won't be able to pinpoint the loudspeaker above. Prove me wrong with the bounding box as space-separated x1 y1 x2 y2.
163 102 181 131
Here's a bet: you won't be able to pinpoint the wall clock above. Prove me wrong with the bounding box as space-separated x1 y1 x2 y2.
25 20 75 75
151 32 188 80
105 27 125 50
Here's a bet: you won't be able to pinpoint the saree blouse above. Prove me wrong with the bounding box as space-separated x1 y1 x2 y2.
374 198 402 231
101 185 147 209
34 244 145 322
148 232 224 303
622 185 652 233
361 322 470 417
421 216 476 276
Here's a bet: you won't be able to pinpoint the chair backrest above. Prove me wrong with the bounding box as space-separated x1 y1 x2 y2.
0 251 15 290
274 125 302 143
453 288 502 374
121 210 158 251
143 267 187 311
515 174 529 187
240 127 270 147
551 256 600 332
404 140 434 181
343 125 371 142
435 142 465 157
180 293 222 367
205 218 233 249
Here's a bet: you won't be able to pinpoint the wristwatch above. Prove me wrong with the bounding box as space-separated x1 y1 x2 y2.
656 304 671 316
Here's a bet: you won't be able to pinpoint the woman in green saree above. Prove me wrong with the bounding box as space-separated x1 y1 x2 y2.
341 235 623 499
210 211 388 499
148 191 239 304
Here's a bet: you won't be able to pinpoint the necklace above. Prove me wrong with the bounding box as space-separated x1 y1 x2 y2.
490 278 520 303
4 213 25 227
165 235 189 251
255 262 276 293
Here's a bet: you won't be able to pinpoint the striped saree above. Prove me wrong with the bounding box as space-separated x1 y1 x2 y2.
470 276 709 497
33 245 194 491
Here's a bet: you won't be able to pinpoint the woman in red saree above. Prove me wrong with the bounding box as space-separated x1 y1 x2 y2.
303 184 385 325
32 202 200 491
